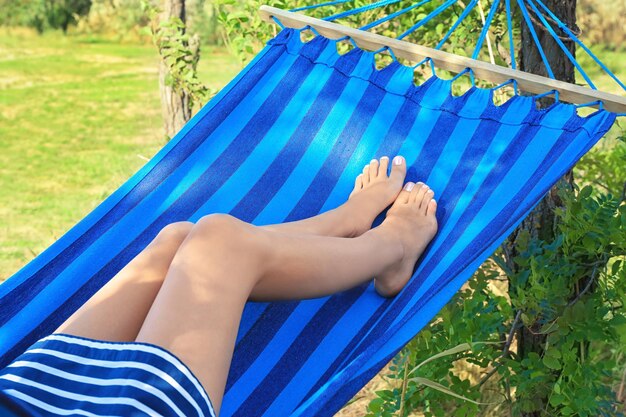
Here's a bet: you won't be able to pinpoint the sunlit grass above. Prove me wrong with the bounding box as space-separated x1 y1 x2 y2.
0 28 240 280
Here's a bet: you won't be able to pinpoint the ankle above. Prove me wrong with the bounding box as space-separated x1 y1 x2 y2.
364 226 405 271
332 202 363 238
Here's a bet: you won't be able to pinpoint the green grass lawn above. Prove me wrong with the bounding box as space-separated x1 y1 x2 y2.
0 28 240 280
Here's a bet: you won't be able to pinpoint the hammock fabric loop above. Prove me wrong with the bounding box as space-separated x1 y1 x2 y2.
451 67 476 86
373 45 399 64
493 78 520 95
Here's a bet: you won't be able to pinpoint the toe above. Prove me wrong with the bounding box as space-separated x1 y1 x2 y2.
427 198 438 216
354 173 363 190
369 159 380 178
389 155 407 186
421 189 435 214
395 182 414 204
412 183 429 207
409 182 423 203
362 164 370 185
379 156 389 177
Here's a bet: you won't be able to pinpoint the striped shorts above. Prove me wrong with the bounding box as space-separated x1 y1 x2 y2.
0 334 216 417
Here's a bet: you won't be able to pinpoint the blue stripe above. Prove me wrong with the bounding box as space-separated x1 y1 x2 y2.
234 82 390 415
299 97 508 401
298 96 429 402
5 367 184 416
0 335 214 417
223 50 365 398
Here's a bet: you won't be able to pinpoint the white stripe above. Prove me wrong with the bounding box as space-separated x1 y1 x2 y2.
1 375 160 416
7 360 186 417
3 389 120 417
45 334 214 416
18 348 206 417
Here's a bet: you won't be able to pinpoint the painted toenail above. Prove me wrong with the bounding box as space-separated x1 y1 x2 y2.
404 182 414 191
393 156 403 165
381 156 389 160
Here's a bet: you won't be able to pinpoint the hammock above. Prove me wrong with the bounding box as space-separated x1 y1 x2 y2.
0 3 622 416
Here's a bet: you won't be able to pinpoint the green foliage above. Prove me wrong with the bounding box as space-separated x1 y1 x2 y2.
44 0 92 33
215 0 516 72
143 2 215 110
215 0 292 65
0 0 46 31
503 181 626 416
4 0 93 34
187 0 223 45
73 0 155 41
365 261 512 417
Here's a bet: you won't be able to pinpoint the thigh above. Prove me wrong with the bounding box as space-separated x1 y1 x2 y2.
56 222 194 341
135 214 263 415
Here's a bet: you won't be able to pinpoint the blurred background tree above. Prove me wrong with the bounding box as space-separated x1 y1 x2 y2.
0 0 91 33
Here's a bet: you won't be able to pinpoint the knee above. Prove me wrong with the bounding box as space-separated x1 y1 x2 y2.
155 221 194 244
177 214 265 291
190 214 251 245
183 214 266 267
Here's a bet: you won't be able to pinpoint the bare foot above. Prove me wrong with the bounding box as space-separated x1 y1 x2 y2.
340 156 407 237
373 181 438 297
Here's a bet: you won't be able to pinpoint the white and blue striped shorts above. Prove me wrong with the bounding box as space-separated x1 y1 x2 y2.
0 334 216 417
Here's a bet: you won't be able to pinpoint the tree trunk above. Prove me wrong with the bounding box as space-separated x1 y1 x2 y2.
518 0 578 84
504 1 577 415
159 0 192 138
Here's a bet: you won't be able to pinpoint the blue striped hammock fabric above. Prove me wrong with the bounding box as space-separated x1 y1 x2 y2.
0 28 617 416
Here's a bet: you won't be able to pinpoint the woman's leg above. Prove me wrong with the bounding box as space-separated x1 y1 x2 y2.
136 182 438 414
55 156 407 341
56 221 194 341
261 155 406 237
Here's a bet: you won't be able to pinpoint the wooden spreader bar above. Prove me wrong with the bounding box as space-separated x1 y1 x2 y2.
260 5 626 113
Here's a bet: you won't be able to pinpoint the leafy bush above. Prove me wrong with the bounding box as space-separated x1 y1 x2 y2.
74 0 154 41
0 0 91 33
45 0 92 33
187 0 222 45
0 0 46 31
71 0 222 44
